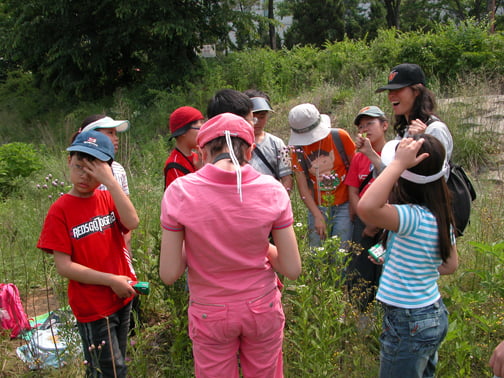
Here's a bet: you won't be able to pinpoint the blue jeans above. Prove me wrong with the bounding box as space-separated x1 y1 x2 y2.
77 301 132 378
379 298 448 378
307 202 352 248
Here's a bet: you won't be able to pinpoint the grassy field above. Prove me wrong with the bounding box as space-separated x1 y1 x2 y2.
0 81 503 377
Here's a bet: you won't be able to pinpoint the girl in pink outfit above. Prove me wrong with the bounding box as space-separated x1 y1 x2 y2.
159 112 301 378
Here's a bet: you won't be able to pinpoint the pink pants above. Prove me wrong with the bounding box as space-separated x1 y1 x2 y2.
188 288 285 378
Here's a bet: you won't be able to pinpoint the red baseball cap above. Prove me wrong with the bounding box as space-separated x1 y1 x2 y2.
169 106 204 137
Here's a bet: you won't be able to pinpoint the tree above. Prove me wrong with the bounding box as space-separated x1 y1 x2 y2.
342 0 388 39
268 0 277 49
283 0 345 47
399 0 444 31
384 0 401 28
1 0 258 99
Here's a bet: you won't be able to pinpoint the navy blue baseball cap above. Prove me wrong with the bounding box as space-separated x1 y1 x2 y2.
67 130 115 162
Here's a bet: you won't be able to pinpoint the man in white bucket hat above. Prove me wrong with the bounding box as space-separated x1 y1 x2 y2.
288 103 355 247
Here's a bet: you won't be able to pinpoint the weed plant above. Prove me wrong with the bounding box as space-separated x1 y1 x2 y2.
0 69 503 376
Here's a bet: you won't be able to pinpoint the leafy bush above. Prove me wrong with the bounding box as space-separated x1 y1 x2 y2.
0 142 42 197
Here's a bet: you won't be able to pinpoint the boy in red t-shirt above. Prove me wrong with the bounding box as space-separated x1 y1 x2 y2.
344 105 388 310
288 103 355 247
38 130 139 377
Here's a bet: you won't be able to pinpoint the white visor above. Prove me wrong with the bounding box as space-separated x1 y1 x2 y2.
381 139 448 184
81 116 130 133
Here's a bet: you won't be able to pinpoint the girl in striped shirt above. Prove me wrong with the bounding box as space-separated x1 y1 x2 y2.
358 134 458 378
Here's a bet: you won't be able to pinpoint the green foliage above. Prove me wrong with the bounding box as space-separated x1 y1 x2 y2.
1 0 261 99
283 0 345 47
438 239 504 376
0 142 43 197
283 240 352 374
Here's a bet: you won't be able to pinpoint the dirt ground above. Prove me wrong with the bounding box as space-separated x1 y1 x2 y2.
1 286 61 375
23 286 60 320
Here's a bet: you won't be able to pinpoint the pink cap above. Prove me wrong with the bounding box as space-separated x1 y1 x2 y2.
197 113 254 147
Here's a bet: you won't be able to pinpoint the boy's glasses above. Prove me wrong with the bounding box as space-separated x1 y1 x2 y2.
190 127 200 130
71 164 87 176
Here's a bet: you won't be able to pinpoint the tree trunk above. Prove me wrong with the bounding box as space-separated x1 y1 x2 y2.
488 0 496 33
268 0 276 49
384 0 401 29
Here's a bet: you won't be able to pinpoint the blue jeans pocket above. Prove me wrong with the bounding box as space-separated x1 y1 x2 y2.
188 302 229 343
247 289 285 339
409 311 447 354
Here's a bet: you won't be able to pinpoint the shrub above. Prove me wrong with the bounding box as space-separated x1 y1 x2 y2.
0 142 42 197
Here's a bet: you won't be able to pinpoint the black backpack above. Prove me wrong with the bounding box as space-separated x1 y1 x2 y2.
447 161 476 236
426 117 477 236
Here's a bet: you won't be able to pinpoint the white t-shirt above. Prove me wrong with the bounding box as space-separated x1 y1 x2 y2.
98 161 129 195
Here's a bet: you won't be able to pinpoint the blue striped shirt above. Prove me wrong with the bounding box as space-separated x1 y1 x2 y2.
376 204 454 308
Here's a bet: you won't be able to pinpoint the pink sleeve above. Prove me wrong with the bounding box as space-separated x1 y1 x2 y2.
272 186 294 230
160 182 184 232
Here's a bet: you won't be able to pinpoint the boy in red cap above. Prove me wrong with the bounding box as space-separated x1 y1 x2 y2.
164 106 205 189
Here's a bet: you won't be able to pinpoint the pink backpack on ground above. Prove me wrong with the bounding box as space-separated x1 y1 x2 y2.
0 283 31 338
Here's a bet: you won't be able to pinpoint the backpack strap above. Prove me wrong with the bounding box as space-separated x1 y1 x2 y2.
425 115 440 126
358 170 374 194
330 129 350 171
254 147 280 180
164 162 191 176
164 162 191 189
295 148 314 194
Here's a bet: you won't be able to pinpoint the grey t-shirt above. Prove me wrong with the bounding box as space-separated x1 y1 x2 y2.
249 132 292 179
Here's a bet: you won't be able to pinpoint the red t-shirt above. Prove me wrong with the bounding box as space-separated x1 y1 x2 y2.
291 129 355 206
37 190 136 322
345 151 380 197
164 148 198 189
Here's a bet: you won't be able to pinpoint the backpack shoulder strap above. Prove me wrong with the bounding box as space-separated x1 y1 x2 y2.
165 162 191 175
330 129 350 171
425 115 440 126
254 147 280 180
295 147 314 193
358 170 374 194
164 162 192 189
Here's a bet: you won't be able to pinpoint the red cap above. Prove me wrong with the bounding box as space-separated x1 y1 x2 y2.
169 106 204 137
197 113 254 148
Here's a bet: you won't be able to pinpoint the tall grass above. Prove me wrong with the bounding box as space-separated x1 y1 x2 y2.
1 78 503 376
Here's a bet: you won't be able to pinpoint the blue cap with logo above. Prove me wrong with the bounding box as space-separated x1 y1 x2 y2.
67 130 115 162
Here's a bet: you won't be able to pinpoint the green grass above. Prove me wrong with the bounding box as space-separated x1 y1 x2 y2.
1 79 503 377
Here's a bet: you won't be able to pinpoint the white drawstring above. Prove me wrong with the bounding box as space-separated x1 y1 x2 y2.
224 130 243 202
